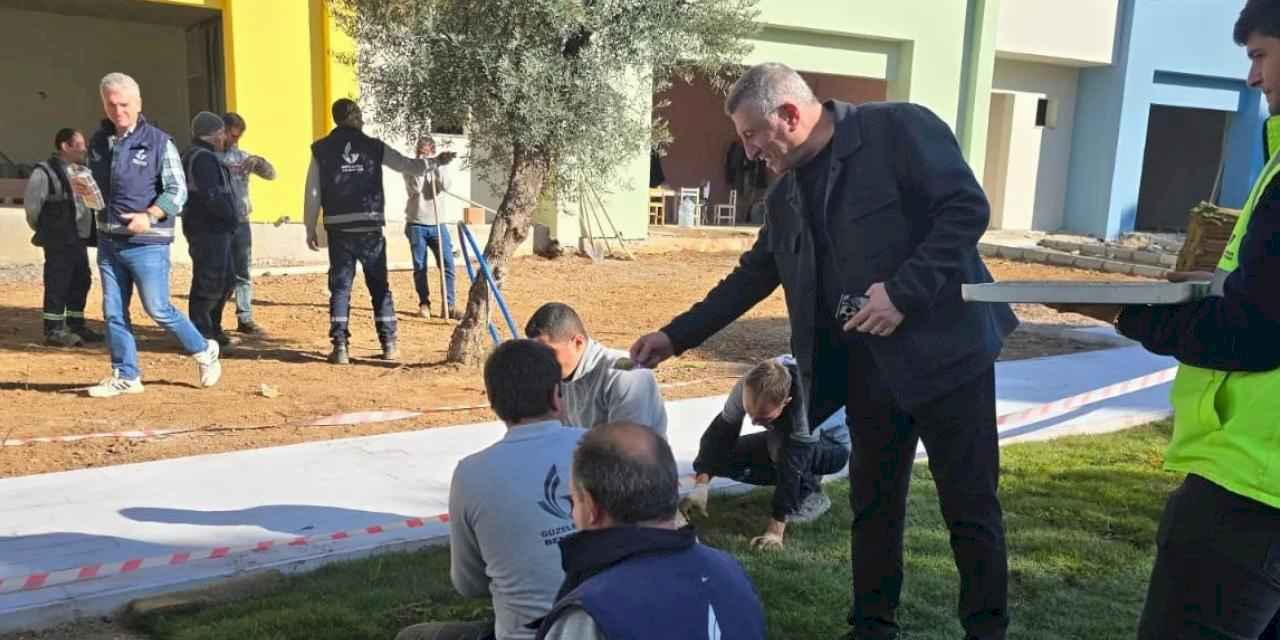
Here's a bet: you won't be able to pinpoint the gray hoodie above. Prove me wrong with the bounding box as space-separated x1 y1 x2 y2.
560 339 668 437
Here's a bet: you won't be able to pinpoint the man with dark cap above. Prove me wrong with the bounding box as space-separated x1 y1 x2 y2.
180 111 240 348
304 99 452 364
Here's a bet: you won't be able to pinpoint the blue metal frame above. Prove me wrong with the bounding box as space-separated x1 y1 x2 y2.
455 223 522 343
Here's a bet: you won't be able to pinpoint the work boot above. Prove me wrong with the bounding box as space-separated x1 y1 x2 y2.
329 343 350 365
237 320 265 335
447 307 463 321
72 327 104 343
787 490 832 524
45 329 84 348
418 303 431 319
381 340 400 361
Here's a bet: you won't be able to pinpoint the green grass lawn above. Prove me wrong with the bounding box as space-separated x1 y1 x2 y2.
131 422 1180 640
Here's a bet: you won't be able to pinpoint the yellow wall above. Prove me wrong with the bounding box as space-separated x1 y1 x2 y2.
212 0 355 222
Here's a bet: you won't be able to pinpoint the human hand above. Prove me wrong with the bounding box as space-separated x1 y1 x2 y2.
629 331 674 369
306 230 320 252
751 531 784 551
121 212 151 234
845 282 904 336
679 483 711 519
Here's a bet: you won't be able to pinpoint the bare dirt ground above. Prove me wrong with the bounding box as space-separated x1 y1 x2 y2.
0 252 1141 478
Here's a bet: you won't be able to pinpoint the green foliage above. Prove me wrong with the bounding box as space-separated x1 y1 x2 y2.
329 0 759 190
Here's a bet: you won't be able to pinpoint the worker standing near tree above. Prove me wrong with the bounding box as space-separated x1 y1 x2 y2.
304 99 448 365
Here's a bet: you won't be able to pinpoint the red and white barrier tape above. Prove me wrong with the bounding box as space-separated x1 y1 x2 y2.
1 428 195 447
995 367 1176 430
0 368 1178 594
2 409 432 447
0 515 449 595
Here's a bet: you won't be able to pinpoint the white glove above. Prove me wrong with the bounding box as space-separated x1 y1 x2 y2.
751 532 784 551
679 483 711 518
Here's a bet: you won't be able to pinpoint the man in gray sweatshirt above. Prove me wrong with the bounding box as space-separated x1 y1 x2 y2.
396 339 585 640
526 303 668 438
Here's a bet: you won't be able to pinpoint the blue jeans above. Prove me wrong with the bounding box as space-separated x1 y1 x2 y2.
231 222 253 324
97 238 208 379
327 230 396 346
405 224 456 308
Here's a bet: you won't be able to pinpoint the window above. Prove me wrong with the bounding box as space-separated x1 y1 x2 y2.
1035 98 1057 129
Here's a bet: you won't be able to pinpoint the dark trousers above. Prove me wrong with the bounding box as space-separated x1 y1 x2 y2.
1137 474 1280 640
231 221 253 324
405 223 456 308
41 243 91 335
699 427 849 490
821 335 1007 640
187 232 234 340
327 230 396 346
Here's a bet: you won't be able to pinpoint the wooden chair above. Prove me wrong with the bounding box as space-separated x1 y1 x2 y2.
713 189 738 226
648 188 666 225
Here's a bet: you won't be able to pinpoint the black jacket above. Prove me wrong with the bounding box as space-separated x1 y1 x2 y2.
1117 177 1280 371
180 140 239 236
662 101 1018 410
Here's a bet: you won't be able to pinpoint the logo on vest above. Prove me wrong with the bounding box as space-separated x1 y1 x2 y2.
131 149 148 167
340 142 364 173
537 465 576 546
707 603 722 640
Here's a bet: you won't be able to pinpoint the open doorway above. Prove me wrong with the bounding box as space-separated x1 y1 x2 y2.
0 0 222 170
1135 105 1229 231
652 70 886 224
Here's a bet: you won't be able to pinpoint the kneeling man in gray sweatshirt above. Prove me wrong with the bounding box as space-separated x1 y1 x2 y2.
396 339 586 640
526 303 668 438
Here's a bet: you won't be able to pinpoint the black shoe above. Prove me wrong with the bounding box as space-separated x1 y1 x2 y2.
447 307 463 321
236 320 265 335
45 330 83 348
72 327 104 343
213 333 233 348
329 344 350 365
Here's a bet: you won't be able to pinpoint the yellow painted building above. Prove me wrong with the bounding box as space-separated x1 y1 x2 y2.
1 0 358 223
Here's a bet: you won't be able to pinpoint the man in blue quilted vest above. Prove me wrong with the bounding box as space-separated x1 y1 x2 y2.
86 72 222 398
535 422 766 640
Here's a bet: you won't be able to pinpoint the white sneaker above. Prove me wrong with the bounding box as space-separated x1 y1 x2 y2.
192 339 222 388
87 372 144 398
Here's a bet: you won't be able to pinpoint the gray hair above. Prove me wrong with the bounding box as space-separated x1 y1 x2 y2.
100 72 141 97
724 63 818 117
573 422 678 525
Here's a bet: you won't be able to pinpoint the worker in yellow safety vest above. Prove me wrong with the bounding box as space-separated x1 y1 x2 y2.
1056 2 1280 637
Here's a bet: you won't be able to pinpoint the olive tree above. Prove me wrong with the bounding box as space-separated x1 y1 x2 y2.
330 0 758 364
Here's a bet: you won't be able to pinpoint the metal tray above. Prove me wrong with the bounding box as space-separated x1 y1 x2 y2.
961 281 1209 305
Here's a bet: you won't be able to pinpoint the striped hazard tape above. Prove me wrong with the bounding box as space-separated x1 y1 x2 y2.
995 367 1176 430
0 367 1179 594
0 515 449 595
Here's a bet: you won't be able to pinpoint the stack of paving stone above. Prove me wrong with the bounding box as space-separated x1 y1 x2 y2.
1175 202 1240 272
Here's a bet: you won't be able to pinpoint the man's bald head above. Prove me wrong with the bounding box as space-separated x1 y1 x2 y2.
572 422 677 526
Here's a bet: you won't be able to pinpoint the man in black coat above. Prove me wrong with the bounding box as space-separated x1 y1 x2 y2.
630 63 1018 640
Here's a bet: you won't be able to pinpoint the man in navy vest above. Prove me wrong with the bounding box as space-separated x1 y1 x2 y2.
24 127 101 347
535 422 766 640
86 72 222 399
304 99 440 364
181 112 240 349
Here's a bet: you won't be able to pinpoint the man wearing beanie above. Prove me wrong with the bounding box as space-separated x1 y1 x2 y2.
180 112 240 349
304 98 447 364
86 73 221 398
